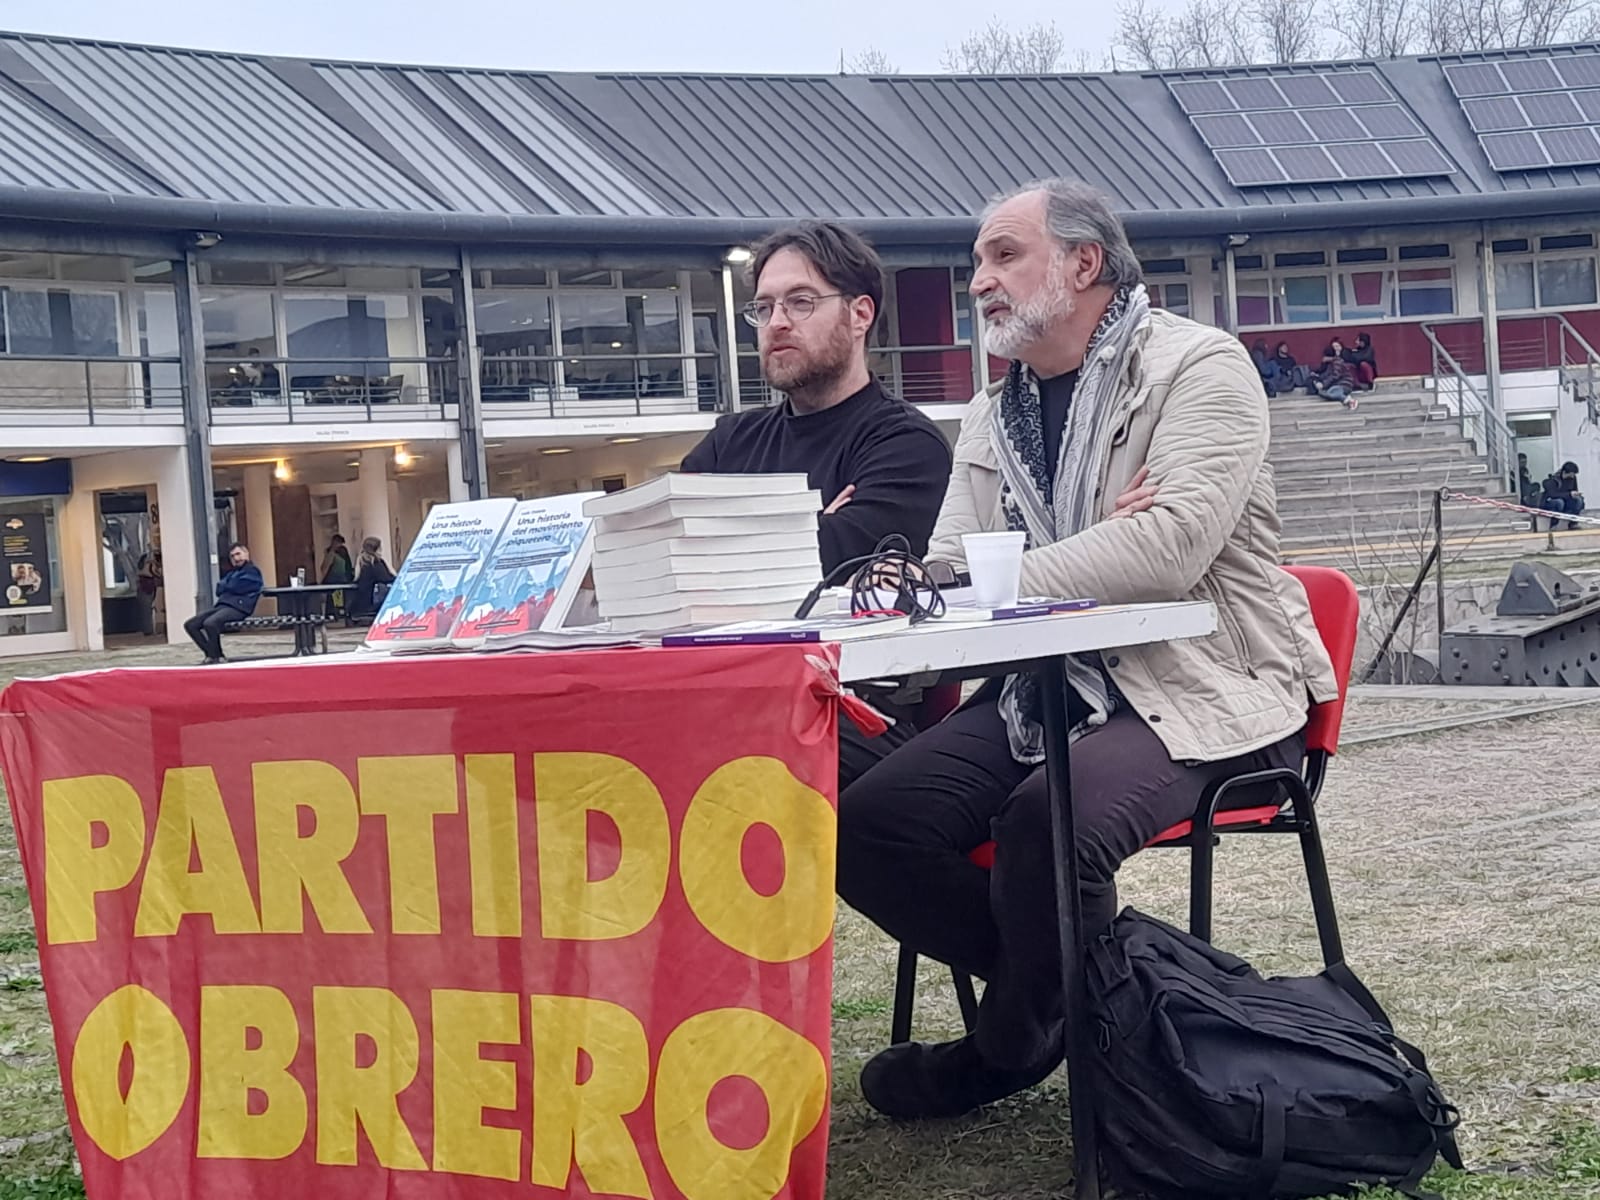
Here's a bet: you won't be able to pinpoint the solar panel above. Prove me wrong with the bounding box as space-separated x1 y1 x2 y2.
1445 63 1509 97
1194 114 1260 148
1520 91 1583 126
1463 96 1529 132
1328 71 1391 104
1327 141 1394 178
1223 77 1289 110
1274 144 1341 181
1501 58 1563 92
1276 75 1339 107
1482 130 1548 170
1444 54 1600 171
1355 105 1422 138
1215 148 1287 185
1539 126 1600 164
1170 80 1235 114
1556 55 1600 87
1248 110 1315 144
1381 139 1454 175
1302 107 1366 140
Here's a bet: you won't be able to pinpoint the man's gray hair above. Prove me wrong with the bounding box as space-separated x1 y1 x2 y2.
985 178 1143 290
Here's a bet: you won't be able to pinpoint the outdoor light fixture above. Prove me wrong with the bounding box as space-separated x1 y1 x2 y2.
723 246 753 265
608 437 641 445
541 447 574 456
189 231 223 249
273 461 291 482
610 341 623 349
393 446 414 468
14 455 49 463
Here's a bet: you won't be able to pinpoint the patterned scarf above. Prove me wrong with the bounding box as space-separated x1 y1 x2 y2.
990 283 1151 764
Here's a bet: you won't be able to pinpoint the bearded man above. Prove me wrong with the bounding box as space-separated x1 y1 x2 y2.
833 179 1338 1120
680 221 951 575
680 220 954 782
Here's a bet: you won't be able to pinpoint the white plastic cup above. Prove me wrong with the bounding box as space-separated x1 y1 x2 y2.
962 531 1027 609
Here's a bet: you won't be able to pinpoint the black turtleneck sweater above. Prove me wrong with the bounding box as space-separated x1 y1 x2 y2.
679 379 952 575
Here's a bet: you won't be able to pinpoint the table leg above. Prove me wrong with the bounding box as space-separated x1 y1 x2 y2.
1037 656 1100 1200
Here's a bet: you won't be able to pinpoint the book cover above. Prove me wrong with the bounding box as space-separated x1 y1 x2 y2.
452 494 601 646
939 597 1100 622
660 614 910 646
582 472 813 518
594 491 821 534
365 498 517 648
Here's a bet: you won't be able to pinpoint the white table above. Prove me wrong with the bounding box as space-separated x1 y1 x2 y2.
838 600 1217 1200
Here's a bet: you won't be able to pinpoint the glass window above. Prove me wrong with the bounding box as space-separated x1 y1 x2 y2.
1141 258 1187 275
200 290 277 404
1152 282 1191 318
634 292 683 398
280 264 344 287
620 268 678 290
138 290 182 408
1235 277 1275 327
558 268 617 288
1336 247 1389 264
1492 238 1531 255
1274 251 1327 268
953 266 974 343
0 496 67 636
1494 260 1536 311
1398 243 1451 261
2 289 120 356
0 252 50 280
58 255 129 283
1540 234 1595 251
476 292 555 395
1537 256 1598 307
1338 270 1390 320
202 261 276 286
1234 254 1264 271
1281 275 1331 323
1396 267 1455 317
284 295 396 380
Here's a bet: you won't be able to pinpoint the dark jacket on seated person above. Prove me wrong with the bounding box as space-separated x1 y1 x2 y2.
216 563 264 617
679 378 952 575
351 558 396 616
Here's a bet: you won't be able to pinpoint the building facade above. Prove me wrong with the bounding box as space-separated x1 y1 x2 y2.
5 33 1600 657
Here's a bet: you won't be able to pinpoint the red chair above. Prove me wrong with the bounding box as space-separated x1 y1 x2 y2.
888 565 1360 1045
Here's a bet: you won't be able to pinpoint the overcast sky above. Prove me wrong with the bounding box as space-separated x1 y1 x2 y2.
2 0 1130 74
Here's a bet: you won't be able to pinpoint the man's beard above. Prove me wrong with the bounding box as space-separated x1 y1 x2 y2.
762 314 855 397
982 269 1074 361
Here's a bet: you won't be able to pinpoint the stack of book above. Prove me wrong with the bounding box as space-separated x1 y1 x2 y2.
583 474 824 632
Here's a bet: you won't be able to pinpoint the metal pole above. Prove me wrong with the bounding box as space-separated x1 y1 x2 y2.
1361 540 1440 684
1221 245 1240 336
1479 226 1504 425
1038 657 1101 1200
172 249 218 612
451 248 489 500
1433 488 1446 673
719 263 741 412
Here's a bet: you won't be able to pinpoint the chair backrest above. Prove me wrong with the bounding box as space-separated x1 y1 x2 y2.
1283 565 1359 756
915 681 964 729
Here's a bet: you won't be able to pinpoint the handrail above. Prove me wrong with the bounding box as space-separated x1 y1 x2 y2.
1552 312 1600 413
1419 321 1517 494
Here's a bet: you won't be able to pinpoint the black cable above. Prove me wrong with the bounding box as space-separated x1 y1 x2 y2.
793 535 945 624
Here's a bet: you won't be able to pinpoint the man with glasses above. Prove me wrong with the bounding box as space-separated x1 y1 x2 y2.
681 221 952 575
681 221 954 782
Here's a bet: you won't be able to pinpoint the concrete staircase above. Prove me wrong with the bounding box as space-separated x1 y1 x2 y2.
1268 385 1570 568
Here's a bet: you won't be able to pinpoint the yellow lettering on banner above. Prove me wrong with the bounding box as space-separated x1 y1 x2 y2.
134 767 260 937
529 995 651 1199
198 985 307 1159
357 755 458 935
655 1008 827 1200
312 986 426 1170
253 762 372 935
432 990 522 1182
679 757 835 963
534 753 668 942
42 775 146 945
70 985 190 1160
464 755 521 937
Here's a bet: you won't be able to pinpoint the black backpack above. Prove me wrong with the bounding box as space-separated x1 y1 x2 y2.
1086 910 1463 1199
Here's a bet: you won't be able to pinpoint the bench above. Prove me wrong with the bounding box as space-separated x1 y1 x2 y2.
221 612 335 655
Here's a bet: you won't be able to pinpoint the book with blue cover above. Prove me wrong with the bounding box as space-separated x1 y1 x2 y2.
364 498 517 649
452 494 601 646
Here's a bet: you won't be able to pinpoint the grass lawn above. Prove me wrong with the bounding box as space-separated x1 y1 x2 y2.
1 646 1597 1197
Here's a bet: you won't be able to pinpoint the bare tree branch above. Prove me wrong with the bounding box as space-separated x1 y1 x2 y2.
1253 0 1327 60
847 47 899 74
1116 0 1176 68
942 17 1066 73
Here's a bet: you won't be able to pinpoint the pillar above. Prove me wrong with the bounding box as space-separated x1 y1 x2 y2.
172 250 218 610
451 249 489 499
360 448 394 560
446 441 469 502
242 464 279 612
720 263 741 411
1221 245 1240 336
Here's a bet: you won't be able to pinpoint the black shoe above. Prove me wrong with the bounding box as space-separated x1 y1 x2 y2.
858 1034 1058 1120
202 656 222 665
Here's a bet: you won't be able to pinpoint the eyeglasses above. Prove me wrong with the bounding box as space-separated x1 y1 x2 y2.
741 293 848 328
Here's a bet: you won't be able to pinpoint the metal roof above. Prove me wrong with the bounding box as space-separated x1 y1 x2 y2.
7 30 1600 245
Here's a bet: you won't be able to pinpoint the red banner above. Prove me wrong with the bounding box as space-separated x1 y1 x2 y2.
0 645 840 1200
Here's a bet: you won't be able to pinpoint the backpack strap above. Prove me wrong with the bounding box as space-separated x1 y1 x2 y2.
1249 1084 1286 1200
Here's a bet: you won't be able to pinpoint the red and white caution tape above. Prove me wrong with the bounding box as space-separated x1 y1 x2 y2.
1439 489 1600 529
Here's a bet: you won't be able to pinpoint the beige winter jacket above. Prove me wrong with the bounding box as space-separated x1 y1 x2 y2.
928 308 1339 764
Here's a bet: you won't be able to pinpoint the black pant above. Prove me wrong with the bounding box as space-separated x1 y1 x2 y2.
839 700 919 793
183 604 237 659
837 694 1304 1070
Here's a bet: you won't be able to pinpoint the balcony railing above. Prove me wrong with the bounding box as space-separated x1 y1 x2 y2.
736 343 979 410
478 352 724 418
206 356 459 423
0 354 185 424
